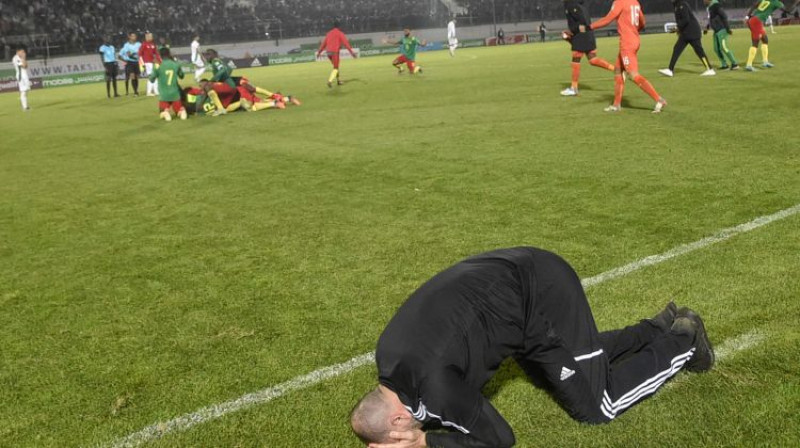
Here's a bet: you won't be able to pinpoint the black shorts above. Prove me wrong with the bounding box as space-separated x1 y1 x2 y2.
571 31 597 54
104 62 119 78
124 62 140 77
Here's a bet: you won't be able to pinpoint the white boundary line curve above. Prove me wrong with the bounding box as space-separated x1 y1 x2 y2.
106 203 800 448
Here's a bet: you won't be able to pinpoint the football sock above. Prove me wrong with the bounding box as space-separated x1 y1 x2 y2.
125 79 129 94
132 78 139 94
632 74 661 102
589 57 614 71
413 65 421 74
613 74 624 107
571 62 580 89
252 101 275 111
701 56 711 70
112 80 118 95
328 69 339 83
208 90 225 111
226 101 241 113
760 44 769 62
106 81 112 97
747 46 757 66
255 87 273 96
20 91 28 109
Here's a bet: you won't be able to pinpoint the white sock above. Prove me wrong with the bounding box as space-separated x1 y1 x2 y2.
20 91 28 109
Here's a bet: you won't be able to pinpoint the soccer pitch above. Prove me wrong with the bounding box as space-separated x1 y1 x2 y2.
2 27 800 447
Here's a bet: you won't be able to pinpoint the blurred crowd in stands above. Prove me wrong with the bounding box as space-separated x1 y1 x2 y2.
1 0 797 60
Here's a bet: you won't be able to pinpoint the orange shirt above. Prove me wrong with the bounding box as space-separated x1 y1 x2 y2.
591 0 646 50
318 28 355 54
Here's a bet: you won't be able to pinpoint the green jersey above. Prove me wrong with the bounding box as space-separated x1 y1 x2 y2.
209 57 236 87
399 36 422 60
149 58 184 102
752 0 784 22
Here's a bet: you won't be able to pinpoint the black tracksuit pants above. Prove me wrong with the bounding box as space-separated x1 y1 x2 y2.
668 37 709 71
515 250 695 423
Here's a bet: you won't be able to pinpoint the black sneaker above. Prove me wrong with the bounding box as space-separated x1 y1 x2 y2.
676 307 715 373
730 64 740 71
650 301 678 331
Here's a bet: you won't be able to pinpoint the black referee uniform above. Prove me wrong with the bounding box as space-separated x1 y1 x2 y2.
377 247 695 447
666 0 712 72
565 0 596 54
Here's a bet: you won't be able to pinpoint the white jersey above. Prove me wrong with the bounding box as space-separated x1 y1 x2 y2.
191 40 202 64
12 54 31 92
447 21 457 41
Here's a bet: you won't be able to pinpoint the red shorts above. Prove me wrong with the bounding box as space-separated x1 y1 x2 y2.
236 86 262 103
394 55 415 70
211 82 238 107
617 47 640 74
159 101 183 113
748 16 766 41
327 52 340 69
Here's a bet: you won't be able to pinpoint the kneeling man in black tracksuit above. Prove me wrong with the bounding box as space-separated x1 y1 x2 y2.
351 247 714 448
660 0 716 77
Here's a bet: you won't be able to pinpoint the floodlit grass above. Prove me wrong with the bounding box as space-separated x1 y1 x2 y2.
1 27 799 447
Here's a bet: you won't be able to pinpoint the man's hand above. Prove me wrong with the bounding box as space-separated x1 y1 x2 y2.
578 24 586 33
368 430 426 448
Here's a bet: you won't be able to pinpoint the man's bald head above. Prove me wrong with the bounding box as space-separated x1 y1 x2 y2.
350 387 393 444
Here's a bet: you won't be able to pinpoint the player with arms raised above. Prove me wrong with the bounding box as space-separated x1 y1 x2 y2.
317 21 357 88
744 0 786 71
591 0 667 113
560 0 615 96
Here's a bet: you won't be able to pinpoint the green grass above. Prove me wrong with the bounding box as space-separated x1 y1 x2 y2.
1 28 799 447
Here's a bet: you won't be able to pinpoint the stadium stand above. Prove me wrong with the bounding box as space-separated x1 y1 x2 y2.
0 0 790 60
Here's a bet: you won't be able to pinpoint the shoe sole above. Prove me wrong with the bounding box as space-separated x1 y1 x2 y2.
678 308 715 372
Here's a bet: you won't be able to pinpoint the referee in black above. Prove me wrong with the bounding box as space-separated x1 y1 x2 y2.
659 0 716 77
351 247 713 448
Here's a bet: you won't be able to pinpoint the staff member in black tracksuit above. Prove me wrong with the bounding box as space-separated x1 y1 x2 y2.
351 247 714 448
659 0 716 77
560 0 615 96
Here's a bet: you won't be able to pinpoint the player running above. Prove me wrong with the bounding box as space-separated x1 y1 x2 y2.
744 0 785 71
317 21 358 88
98 36 119 98
560 0 615 96
119 33 141 96
705 0 738 70
12 47 31 111
140 32 161 96
149 47 186 121
190 35 206 81
447 18 458 57
388 28 426 75
658 0 715 77
591 0 667 113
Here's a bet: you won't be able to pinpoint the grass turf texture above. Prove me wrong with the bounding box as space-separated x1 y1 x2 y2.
1 27 799 447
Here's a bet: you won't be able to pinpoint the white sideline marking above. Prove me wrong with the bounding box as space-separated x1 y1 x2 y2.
581 203 800 288
715 330 766 361
107 203 800 447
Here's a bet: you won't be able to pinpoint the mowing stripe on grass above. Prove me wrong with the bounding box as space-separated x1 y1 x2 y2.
107 203 800 448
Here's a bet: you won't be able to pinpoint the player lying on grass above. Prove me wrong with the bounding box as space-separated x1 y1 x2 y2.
184 78 300 116
591 0 668 113
560 0 615 96
744 0 788 71
351 247 714 448
704 0 739 70
658 0 716 77
317 20 358 88
385 29 426 75
149 47 187 122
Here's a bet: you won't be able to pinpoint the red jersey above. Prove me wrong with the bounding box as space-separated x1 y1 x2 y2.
318 27 354 55
140 41 161 63
591 0 646 50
